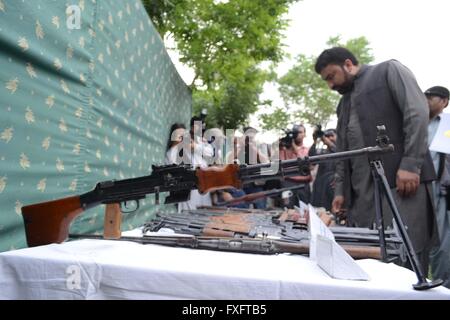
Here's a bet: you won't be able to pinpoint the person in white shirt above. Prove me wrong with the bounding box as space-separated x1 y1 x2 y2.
165 122 212 212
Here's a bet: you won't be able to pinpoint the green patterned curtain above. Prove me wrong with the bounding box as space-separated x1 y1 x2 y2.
0 0 191 251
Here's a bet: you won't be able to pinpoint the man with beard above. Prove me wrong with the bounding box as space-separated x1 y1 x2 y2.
314 47 437 274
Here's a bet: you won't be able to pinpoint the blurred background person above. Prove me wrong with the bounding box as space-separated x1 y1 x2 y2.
425 86 450 288
166 122 212 212
204 127 226 165
240 127 269 209
309 127 337 211
279 124 311 208
165 123 186 165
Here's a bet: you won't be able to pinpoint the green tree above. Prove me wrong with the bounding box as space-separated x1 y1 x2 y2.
142 0 296 129
259 107 290 131
261 36 374 130
143 0 177 36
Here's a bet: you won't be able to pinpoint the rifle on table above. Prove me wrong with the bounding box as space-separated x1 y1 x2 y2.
214 185 305 207
67 233 383 260
143 210 308 240
142 209 402 258
21 134 394 247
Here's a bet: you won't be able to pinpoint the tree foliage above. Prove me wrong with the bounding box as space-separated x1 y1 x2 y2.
259 106 290 131
261 36 374 131
142 0 296 129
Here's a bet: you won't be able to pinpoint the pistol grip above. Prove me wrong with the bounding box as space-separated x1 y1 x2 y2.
103 203 122 239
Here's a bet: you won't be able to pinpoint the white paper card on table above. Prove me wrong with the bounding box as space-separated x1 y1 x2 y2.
430 113 450 154
307 204 334 262
308 204 369 281
316 235 370 280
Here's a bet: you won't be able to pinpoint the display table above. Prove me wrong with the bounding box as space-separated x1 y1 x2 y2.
0 238 449 300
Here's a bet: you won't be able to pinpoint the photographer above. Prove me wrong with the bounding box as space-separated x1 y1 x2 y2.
280 124 309 158
279 124 311 207
309 127 337 211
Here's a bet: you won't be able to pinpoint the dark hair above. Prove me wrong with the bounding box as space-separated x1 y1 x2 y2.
167 123 186 151
190 115 206 136
190 116 203 127
293 124 306 138
324 128 336 137
314 47 359 74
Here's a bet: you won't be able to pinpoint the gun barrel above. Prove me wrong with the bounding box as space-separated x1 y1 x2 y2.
215 185 306 207
308 144 394 164
245 144 394 170
235 144 394 185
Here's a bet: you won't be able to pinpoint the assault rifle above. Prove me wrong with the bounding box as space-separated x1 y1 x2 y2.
143 211 308 239
21 132 394 247
142 210 402 259
67 233 383 260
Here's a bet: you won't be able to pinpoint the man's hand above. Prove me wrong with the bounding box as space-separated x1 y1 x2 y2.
396 169 420 197
331 195 345 216
221 191 233 202
321 136 335 149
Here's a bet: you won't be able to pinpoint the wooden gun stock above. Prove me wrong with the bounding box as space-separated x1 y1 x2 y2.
196 164 241 194
22 198 122 247
21 196 84 247
275 241 382 260
341 245 382 260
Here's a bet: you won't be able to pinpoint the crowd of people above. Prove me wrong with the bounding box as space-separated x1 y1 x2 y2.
165 117 337 211
164 47 449 287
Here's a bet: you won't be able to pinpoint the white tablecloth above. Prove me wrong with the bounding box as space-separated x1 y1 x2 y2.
0 238 449 300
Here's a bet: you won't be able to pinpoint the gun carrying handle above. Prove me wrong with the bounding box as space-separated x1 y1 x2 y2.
21 196 84 247
196 164 242 194
103 203 122 239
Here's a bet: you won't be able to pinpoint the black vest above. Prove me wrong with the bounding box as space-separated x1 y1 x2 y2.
338 61 436 189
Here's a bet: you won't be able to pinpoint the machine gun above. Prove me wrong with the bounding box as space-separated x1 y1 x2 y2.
21 129 393 247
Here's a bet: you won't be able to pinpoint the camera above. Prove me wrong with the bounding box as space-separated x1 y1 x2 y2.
280 124 301 148
313 125 335 140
